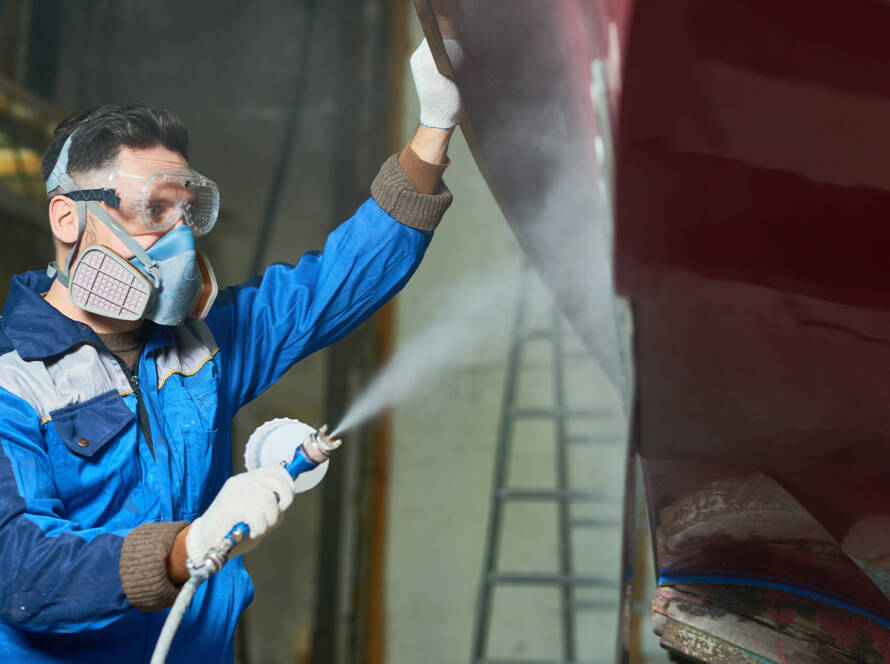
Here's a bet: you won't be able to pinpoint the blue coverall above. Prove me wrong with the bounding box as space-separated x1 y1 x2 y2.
0 191 434 661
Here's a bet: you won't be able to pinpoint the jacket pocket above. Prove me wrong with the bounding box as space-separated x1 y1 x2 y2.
175 427 221 519
50 390 136 458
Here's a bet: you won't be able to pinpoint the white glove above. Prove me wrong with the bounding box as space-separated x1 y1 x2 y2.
410 38 464 130
186 465 296 564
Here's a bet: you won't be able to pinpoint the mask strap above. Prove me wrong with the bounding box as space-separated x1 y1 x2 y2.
46 131 86 286
45 133 78 195
87 203 162 286
47 201 88 287
46 201 162 288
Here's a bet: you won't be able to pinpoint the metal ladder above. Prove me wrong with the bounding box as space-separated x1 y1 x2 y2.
470 265 625 664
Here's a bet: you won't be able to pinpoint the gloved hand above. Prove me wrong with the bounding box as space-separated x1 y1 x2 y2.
410 38 464 130
186 465 297 564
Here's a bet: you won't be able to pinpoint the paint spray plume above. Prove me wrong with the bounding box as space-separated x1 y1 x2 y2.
332 265 519 437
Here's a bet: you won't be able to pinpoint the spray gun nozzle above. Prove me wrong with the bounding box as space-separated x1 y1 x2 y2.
303 424 341 463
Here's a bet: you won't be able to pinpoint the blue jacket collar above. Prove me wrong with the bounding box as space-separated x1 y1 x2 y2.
1 271 90 361
1 271 173 361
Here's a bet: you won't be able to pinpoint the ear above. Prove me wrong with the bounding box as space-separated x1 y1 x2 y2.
48 195 81 245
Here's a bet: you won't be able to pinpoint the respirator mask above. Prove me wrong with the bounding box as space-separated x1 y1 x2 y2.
45 132 219 326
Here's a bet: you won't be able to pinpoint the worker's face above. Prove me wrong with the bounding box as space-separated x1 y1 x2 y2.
82 144 191 259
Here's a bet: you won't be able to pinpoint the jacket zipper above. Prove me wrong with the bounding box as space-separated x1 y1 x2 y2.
94 343 156 459
128 371 155 459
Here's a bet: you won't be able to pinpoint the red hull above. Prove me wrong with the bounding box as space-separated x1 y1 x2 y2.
417 0 890 656
616 0 890 639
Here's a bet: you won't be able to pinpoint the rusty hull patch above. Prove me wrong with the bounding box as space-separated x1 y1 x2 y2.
653 585 890 663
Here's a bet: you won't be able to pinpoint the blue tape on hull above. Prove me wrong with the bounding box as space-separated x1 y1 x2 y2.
658 571 890 629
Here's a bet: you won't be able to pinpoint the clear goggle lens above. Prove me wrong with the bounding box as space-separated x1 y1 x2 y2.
139 170 219 236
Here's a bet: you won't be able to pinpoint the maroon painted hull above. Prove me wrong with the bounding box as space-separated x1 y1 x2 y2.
616 0 890 631
417 0 890 653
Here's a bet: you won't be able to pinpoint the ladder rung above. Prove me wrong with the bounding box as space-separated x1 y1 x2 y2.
497 488 617 502
520 328 581 342
566 434 622 445
570 599 616 611
560 349 592 361
521 328 552 341
509 408 611 420
480 660 609 664
487 573 618 588
569 518 622 528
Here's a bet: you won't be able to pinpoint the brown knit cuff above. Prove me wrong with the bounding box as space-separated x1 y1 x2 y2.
371 154 453 232
398 144 449 195
120 521 189 612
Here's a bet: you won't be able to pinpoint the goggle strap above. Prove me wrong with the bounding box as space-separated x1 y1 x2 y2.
64 188 121 209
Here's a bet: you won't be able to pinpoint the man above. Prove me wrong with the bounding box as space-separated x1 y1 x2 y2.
0 40 459 661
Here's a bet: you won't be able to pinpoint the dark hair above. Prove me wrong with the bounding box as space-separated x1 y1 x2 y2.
41 103 190 184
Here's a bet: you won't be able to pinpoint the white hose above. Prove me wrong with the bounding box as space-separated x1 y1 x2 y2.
149 571 207 664
148 430 339 662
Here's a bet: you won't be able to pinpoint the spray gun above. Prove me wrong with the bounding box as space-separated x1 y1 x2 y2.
150 421 341 664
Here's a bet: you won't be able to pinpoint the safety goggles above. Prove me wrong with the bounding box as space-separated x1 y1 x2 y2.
63 158 220 236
